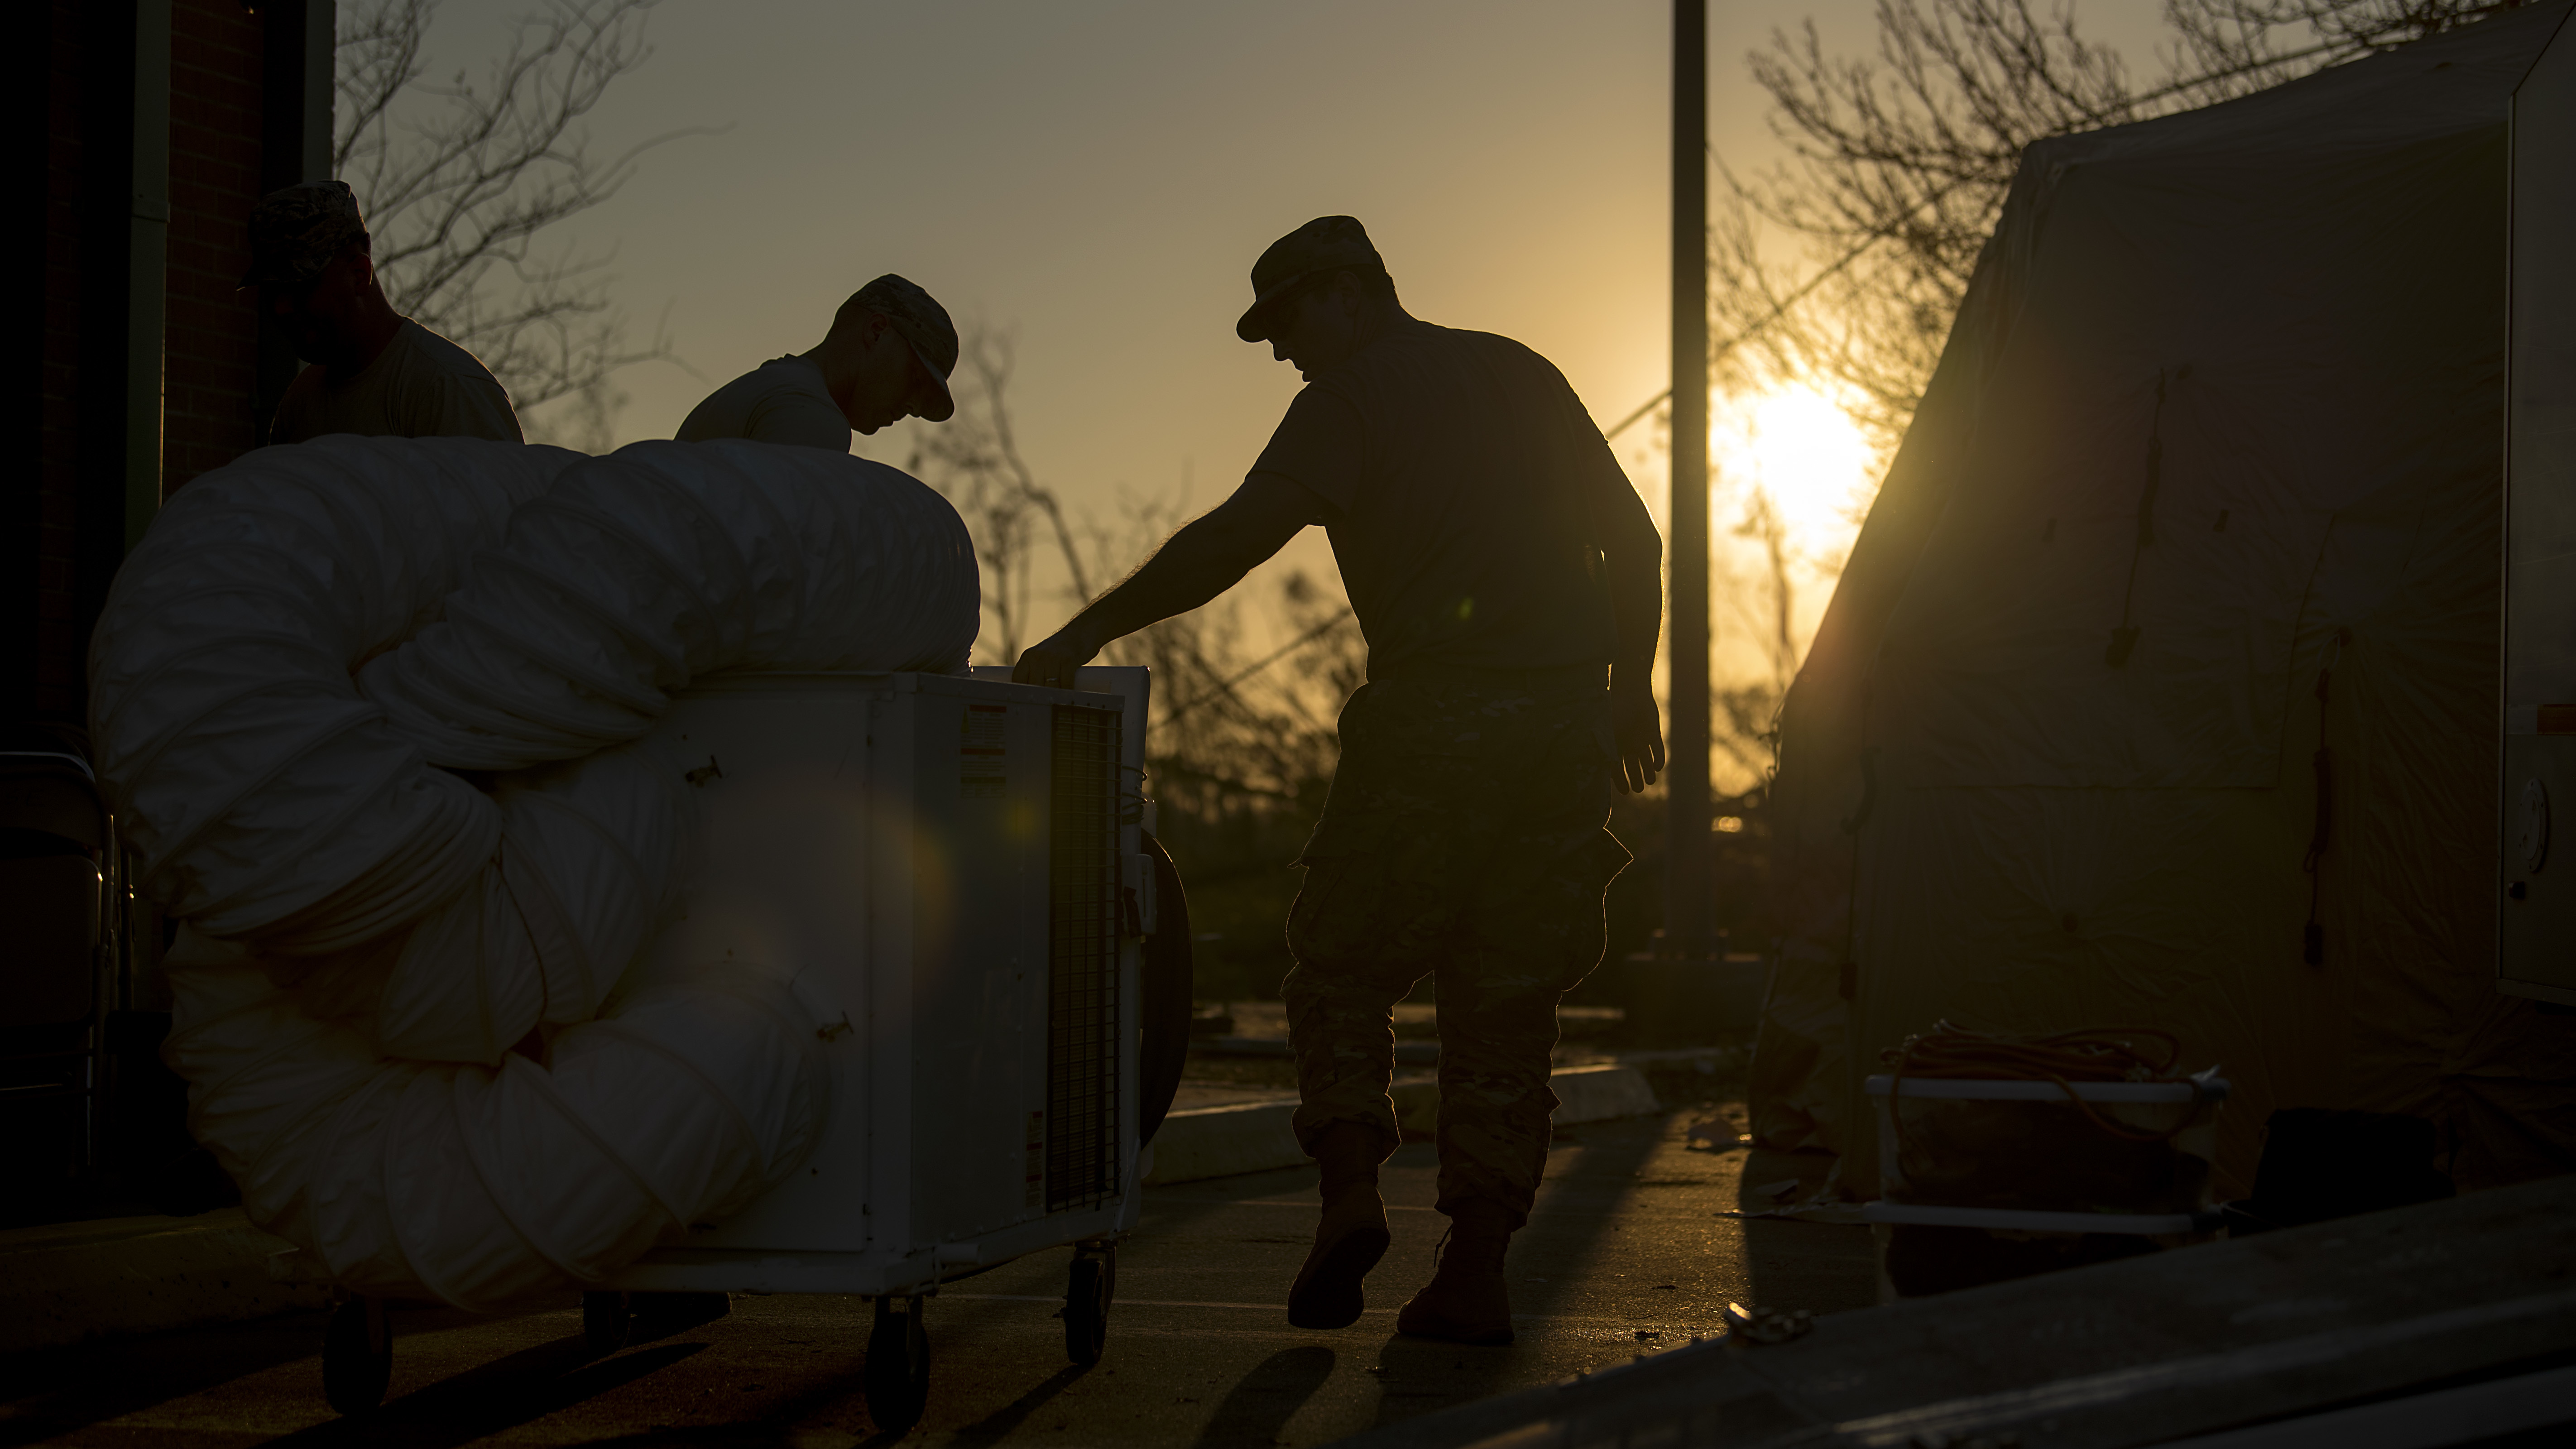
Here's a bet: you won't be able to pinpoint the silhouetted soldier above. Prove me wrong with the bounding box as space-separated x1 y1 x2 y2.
675 274 959 448
1014 216 1664 1345
245 181 523 446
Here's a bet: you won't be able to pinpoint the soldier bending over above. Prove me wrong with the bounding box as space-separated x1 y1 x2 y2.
1014 216 1664 1345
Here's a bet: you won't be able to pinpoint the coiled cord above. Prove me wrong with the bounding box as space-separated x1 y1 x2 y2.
1884 1020 2194 1144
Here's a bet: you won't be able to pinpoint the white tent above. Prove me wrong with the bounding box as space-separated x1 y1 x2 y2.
1756 0 2576 1198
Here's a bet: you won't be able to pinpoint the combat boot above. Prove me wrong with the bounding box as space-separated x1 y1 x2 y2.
1286 1121 1391 1330
1396 1199 1515 1345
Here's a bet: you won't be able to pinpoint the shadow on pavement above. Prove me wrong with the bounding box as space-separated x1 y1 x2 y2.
1360 1113 1667 1431
1190 1344 1336 1448
534 1339 883 1448
1367 1332 1512 1426
1738 1145 1878 1316
258 1334 704 1448
0 1308 330 1448
943 1364 1094 1448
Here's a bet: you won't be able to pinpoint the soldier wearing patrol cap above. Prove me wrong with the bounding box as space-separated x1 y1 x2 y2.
675 274 959 449
1014 216 1667 1346
244 180 523 446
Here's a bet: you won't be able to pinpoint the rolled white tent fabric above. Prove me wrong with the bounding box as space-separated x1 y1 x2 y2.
359 438 981 771
91 436 979 1306
93 437 570 950
160 947 828 1309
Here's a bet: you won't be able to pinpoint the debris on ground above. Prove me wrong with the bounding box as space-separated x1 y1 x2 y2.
1722 1301 1815 1344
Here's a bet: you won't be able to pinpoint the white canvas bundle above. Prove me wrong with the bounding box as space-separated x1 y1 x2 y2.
90 435 979 1309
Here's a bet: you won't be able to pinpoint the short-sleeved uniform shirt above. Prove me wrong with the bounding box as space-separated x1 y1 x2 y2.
674 356 852 451
1249 319 1634 679
269 320 523 445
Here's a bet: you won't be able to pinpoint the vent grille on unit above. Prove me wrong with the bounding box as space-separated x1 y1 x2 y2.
1046 702 1121 1211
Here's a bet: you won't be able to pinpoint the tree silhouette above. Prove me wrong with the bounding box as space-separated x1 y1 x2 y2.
1718 0 2526 450
335 0 701 446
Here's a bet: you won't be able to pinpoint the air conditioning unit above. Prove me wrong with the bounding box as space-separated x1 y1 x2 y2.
589 665 1185 1423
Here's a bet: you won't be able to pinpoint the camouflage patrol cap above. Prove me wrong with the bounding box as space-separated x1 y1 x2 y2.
239 180 369 289
849 273 959 423
1236 216 1386 343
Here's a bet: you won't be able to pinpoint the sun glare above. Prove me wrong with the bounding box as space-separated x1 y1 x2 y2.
1713 385 1876 553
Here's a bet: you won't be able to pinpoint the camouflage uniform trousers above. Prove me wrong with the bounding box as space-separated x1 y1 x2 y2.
1283 666 1632 1229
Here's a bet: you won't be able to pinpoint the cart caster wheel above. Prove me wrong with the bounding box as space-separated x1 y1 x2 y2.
321 1295 392 1416
1064 1248 1114 1367
864 1295 931 1434
583 1291 630 1356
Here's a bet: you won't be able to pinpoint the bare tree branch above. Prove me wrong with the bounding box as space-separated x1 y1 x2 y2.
1717 0 2519 451
959 333 1093 602
336 0 704 430
903 325 1101 660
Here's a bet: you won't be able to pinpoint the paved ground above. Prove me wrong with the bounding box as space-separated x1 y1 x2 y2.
0 1107 1875 1448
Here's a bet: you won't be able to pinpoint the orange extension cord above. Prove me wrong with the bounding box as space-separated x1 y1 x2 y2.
1882 1021 2196 1145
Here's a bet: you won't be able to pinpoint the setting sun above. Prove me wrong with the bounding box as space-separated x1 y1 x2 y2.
1713 384 1878 552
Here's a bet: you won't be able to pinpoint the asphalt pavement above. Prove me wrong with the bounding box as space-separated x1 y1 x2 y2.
0 1108 1876 1448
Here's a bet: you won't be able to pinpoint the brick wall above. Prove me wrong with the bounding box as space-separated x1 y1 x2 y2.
165 0 265 493
38 3 87 723
32 1 272 723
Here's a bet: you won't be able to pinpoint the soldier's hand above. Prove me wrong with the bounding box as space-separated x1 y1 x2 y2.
1611 666 1664 795
1013 630 1099 689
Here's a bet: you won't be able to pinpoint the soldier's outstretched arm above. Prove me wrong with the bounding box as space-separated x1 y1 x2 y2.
1011 472 1326 687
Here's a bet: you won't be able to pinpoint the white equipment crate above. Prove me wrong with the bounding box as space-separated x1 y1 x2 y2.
608 666 1155 1297
298 666 1189 1428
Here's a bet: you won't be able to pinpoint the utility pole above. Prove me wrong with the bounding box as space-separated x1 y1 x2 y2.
1665 0 1714 959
